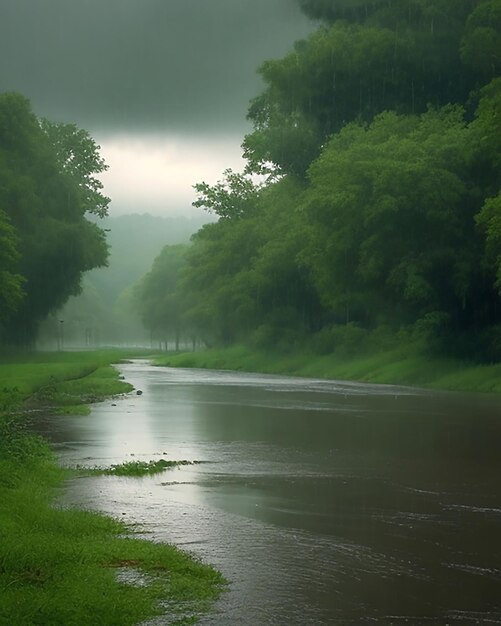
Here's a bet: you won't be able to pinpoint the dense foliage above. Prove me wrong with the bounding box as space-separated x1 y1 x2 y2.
136 0 501 361
132 244 189 350
0 93 109 346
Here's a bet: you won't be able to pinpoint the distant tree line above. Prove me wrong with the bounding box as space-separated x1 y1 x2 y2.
0 93 109 347
135 0 501 361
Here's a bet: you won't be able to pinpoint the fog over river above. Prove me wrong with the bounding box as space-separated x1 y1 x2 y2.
36 361 501 625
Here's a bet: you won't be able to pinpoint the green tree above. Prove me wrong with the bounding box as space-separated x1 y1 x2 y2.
134 245 189 350
40 120 110 218
461 0 501 79
476 192 501 290
240 177 324 347
303 106 488 337
192 169 259 220
0 93 109 346
182 176 324 348
0 210 24 321
185 172 266 344
245 1 478 177
474 78 501 292
180 218 265 345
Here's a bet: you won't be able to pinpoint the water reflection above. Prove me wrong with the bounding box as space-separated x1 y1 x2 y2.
36 362 501 624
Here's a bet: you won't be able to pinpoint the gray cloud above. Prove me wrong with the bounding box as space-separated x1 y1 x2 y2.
0 0 312 133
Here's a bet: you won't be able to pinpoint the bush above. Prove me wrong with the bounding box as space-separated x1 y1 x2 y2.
311 323 369 356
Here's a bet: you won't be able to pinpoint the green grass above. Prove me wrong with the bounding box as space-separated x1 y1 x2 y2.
82 459 200 477
28 364 135 411
0 454 224 626
0 350 139 412
154 344 501 393
0 349 225 625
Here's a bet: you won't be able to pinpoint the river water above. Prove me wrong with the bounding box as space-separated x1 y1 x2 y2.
36 360 501 625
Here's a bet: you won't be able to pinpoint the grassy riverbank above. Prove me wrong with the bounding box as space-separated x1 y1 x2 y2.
154 344 501 393
0 350 224 626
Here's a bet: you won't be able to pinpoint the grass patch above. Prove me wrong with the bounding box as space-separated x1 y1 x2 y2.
0 349 140 413
154 345 501 393
28 365 134 411
0 349 225 625
0 455 224 626
82 459 200 477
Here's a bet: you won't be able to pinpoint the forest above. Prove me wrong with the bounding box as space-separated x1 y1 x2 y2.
2 0 501 365
134 0 501 362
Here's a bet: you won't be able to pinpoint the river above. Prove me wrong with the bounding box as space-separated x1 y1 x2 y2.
36 360 501 625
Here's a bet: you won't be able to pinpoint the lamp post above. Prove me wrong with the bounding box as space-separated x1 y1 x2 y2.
59 319 64 351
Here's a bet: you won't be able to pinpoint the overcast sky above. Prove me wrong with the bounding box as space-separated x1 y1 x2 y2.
0 0 313 217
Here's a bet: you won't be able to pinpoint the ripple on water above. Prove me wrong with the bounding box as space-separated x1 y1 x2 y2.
41 361 501 625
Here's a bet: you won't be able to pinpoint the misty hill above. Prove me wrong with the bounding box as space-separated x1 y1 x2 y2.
88 213 207 304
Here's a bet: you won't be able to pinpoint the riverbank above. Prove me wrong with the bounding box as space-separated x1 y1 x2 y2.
0 350 224 626
154 344 501 393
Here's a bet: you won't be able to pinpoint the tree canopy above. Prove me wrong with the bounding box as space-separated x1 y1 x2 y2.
243 0 479 177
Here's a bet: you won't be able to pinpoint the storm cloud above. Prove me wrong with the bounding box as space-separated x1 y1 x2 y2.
1 1 313 216
0 0 312 134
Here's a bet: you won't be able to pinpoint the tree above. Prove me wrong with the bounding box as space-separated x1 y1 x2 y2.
40 120 110 218
0 93 109 346
245 1 479 177
303 106 488 337
474 78 501 292
192 169 260 220
239 177 324 346
476 192 501 290
134 245 189 350
180 218 265 345
461 0 501 79
0 210 24 321
182 175 325 348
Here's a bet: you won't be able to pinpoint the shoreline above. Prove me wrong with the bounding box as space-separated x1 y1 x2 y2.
0 349 224 626
153 345 501 394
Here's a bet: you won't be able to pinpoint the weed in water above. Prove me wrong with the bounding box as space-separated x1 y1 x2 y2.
80 459 199 477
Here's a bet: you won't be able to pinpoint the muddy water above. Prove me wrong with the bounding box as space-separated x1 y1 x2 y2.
37 361 501 624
